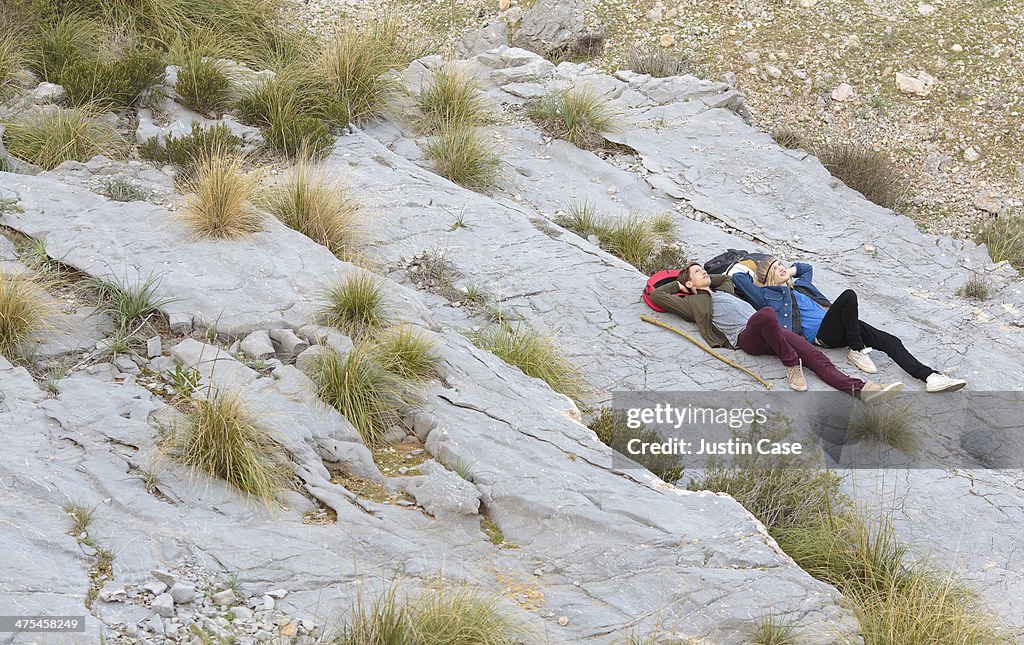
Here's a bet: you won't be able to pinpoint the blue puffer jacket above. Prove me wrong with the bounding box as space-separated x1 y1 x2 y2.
732 263 832 335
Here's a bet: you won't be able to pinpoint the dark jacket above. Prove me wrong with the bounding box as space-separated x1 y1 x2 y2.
650 274 737 348
732 262 831 336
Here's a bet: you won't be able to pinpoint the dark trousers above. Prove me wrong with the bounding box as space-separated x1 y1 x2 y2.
816 289 935 382
737 308 865 395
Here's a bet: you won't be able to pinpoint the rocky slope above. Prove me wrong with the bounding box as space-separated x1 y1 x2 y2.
2 44 1023 644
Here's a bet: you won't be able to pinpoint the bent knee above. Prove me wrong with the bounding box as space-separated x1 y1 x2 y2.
836 288 858 303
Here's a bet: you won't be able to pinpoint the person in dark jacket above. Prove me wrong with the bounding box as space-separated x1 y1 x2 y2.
731 257 966 393
651 262 902 401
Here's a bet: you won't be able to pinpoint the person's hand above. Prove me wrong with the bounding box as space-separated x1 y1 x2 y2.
788 265 798 278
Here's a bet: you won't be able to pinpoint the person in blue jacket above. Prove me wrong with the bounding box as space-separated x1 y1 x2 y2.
731 257 967 393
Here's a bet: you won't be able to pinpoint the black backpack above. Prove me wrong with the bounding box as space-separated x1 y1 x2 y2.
704 249 772 275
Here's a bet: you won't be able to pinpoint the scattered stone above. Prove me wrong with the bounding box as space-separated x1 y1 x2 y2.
923 154 953 174
1016 163 1024 184
863 244 876 254
266 588 288 599
973 190 1003 214
895 71 935 96
262 595 275 611
951 44 963 52
99 587 127 603
558 615 569 626
143 581 169 596
146 336 162 359
113 355 141 374
831 83 855 102
659 34 674 47
269 328 309 361
168 313 193 335
231 606 253 621
499 0 510 10
240 330 276 360
152 593 175 618
169 582 196 605
799 0 818 5
743 52 760 64
152 571 175 586
30 82 66 104
765 65 782 79
280 623 298 637
212 589 235 607
963 146 981 162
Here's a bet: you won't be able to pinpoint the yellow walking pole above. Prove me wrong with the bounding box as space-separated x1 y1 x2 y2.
640 314 773 390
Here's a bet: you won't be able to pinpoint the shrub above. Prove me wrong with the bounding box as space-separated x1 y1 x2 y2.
58 50 165 109
469 322 588 408
0 32 26 98
771 124 806 150
182 151 262 239
263 160 363 259
103 178 150 202
974 213 1024 274
423 127 501 193
175 55 233 115
751 613 797 645
416 67 487 133
311 345 416 446
319 272 388 337
623 45 691 78
846 400 921 455
526 87 619 150
30 15 103 82
265 108 334 159
815 142 906 210
0 270 53 358
956 273 990 300
588 408 683 483
2 106 124 170
87 273 170 331
140 121 243 179
167 389 291 504
370 325 440 382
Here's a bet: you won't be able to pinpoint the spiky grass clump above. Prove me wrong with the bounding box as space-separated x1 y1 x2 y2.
423 127 501 193
265 108 334 159
847 400 921 455
2 106 124 170
87 273 170 331
527 87 619 150
311 345 416 446
264 160 363 259
956 273 990 300
0 32 26 98
337 585 526 645
771 124 806 150
103 178 150 202
370 325 440 382
623 45 691 78
174 53 233 116
556 203 681 274
588 408 682 483
140 121 242 180
815 142 906 210
751 613 797 645
416 67 487 133
182 151 262 239
975 213 1024 274
168 390 291 504
0 270 53 358
58 49 165 109
320 272 389 337
469 322 587 408
29 15 103 82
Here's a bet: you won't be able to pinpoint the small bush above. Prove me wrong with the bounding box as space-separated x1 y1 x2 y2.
175 55 233 115
30 16 103 82
0 270 53 358
182 151 262 239
370 325 440 382
87 273 170 331
956 273 990 300
2 106 124 170
527 87 619 150
771 125 806 150
265 108 334 160
423 127 501 193
236 71 315 127
320 272 389 337
847 401 920 455
751 613 797 645
975 213 1024 274
469 322 588 408
58 50 165 109
0 32 26 98
815 142 906 210
103 178 149 202
311 345 416 446
623 45 691 78
140 121 242 180
588 408 683 483
263 160 363 259
416 67 487 133
167 389 291 504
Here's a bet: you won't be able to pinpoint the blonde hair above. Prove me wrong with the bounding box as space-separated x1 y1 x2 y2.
757 257 792 287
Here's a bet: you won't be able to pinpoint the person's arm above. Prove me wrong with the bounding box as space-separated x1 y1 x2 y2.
730 272 768 308
793 262 812 281
650 282 696 322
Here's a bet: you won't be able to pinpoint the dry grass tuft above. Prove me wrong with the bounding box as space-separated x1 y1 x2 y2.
0 270 53 358
2 106 125 170
815 142 906 210
975 213 1024 274
423 126 501 193
320 272 389 337
527 87 619 150
182 151 262 239
416 67 487 133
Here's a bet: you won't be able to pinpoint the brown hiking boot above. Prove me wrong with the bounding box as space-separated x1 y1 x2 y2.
786 361 807 391
860 380 904 405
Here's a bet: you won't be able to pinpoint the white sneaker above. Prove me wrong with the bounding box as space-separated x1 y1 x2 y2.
926 372 967 393
860 381 903 405
848 348 878 374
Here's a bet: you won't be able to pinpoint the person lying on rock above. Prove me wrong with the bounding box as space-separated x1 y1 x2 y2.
650 262 903 402
730 257 967 393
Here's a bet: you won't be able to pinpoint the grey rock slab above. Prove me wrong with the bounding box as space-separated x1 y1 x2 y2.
402 460 481 518
152 593 175 617
0 235 16 260
457 21 509 58
512 0 585 55
0 173 433 337
268 328 309 361
240 330 276 360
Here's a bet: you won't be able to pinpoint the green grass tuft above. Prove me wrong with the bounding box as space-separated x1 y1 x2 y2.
320 272 389 337
956 273 990 300
974 213 1024 274
2 106 125 171
175 53 233 116
182 150 262 239
588 408 683 483
556 203 683 274
751 613 797 645
166 389 291 504
469 322 588 408
847 400 921 455
423 126 501 193
527 87 619 150
103 178 150 202
416 67 487 133
87 273 170 331
0 31 27 99
0 269 54 358
58 49 165 109
265 108 335 160
370 325 441 382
